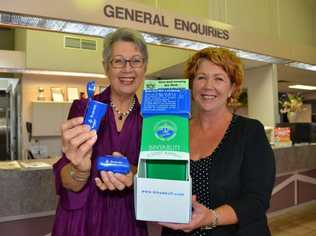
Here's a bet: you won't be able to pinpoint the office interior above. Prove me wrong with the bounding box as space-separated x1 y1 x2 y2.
0 0 315 235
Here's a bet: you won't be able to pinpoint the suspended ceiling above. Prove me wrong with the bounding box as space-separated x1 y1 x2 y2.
148 59 316 99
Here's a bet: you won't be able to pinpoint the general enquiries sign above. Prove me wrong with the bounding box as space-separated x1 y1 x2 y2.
0 0 231 45
103 4 229 41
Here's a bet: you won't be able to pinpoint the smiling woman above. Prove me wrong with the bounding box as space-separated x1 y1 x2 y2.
52 28 149 236
161 48 275 236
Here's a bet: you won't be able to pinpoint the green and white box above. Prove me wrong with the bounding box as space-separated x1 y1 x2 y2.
135 79 191 223
135 115 191 223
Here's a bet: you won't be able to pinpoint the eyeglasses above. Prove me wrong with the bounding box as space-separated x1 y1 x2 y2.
110 55 144 68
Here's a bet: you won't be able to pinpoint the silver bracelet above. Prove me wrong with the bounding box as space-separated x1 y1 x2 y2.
69 164 90 182
201 209 219 230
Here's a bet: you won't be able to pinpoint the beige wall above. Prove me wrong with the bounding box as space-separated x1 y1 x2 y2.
132 0 210 19
296 104 312 123
16 29 194 76
1 0 316 64
25 30 105 73
0 50 25 69
246 64 279 126
277 0 316 46
132 0 316 47
147 45 194 75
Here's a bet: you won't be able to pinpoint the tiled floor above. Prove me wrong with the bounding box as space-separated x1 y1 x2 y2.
268 202 316 236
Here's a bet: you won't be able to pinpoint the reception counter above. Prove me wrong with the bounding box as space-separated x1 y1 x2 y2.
0 158 57 236
269 144 316 213
0 145 315 235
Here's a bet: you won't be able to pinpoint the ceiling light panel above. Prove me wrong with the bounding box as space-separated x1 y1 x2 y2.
230 49 290 64
286 62 316 72
142 32 213 50
288 84 316 90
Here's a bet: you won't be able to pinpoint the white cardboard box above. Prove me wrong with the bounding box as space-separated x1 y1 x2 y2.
134 160 192 223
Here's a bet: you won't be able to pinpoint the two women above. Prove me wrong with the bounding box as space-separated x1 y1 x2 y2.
53 27 275 236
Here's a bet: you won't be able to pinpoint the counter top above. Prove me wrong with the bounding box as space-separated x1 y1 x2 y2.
0 158 60 222
0 157 59 171
272 142 316 149
0 165 57 222
273 144 316 174
0 145 315 222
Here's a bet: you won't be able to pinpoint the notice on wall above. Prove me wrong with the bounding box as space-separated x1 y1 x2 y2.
103 2 230 41
0 0 231 46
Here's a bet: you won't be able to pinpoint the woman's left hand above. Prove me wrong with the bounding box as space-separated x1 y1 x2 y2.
159 195 213 233
95 152 134 191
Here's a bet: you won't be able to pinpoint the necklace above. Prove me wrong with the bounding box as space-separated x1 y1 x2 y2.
110 97 136 120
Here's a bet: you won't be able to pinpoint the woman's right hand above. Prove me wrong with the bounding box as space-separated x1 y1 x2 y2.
158 195 214 232
61 117 97 172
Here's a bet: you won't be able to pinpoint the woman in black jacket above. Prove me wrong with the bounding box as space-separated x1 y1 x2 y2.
160 48 275 236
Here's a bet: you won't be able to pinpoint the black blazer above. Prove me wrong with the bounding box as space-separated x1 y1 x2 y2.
162 115 276 236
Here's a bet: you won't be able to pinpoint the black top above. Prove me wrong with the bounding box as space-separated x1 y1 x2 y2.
162 115 276 236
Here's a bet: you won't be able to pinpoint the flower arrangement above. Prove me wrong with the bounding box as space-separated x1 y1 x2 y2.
228 91 247 109
279 93 304 114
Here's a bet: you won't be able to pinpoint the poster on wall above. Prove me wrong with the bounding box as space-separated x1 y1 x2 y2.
67 87 79 101
51 87 64 102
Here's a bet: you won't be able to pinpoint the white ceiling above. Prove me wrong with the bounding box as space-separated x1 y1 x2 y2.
148 58 316 100
277 64 316 91
148 58 268 79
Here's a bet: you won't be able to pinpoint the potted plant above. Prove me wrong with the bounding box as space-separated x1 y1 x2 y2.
228 91 248 113
279 93 304 122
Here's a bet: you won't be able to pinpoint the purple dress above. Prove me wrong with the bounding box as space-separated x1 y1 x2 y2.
52 87 148 236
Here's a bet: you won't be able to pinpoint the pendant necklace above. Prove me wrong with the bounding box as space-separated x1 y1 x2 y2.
110 98 135 120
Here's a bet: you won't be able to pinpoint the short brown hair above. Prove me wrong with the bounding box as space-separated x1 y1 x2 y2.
185 47 244 100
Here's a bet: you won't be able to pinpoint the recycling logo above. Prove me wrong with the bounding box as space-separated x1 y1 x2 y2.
153 120 177 141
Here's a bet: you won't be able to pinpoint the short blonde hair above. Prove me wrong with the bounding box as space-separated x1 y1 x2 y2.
185 47 244 100
103 28 148 69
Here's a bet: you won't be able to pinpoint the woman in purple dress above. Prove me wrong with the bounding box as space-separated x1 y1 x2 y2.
52 28 148 236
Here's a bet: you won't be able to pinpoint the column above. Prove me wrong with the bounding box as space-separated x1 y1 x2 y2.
246 64 280 126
